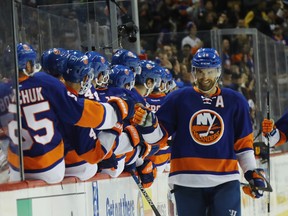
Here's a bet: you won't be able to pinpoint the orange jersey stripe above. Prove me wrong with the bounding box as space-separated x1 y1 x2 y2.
75 100 105 128
8 141 64 170
234 133 253 152
149 153 170 166
170 157 238 173
65 150 85 165
79 139 114 164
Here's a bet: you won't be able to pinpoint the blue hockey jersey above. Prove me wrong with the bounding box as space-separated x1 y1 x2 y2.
156 87 254 187
145 92 166 113
8 72 119 182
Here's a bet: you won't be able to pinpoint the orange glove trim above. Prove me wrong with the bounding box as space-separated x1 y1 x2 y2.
108 97 128 120
242 185 256 199
125 125 141 147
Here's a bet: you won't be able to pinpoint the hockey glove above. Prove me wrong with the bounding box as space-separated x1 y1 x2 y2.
111 122 123 135
124 161 136 173
124 125 152 159
98 153 118 171
131 105 158 128
262 118 274 136
243 168 267 199
107 96 135 122
136 159 157 188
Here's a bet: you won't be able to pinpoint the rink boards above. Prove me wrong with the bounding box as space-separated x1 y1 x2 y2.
0 153 288 216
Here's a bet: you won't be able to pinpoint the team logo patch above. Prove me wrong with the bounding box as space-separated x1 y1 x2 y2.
23 44 31 51
127 51 136 58
53 48 61 55
124 69 129 75
100 57 105 64
82 56 89 64
189 109 224 145
146 63 153 69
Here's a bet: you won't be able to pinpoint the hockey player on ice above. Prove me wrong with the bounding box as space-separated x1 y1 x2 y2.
156 48 268 216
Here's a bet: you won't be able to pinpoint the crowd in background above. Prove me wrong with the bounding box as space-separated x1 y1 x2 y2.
3 0 288 130
20 0 285 91
22 0 288 42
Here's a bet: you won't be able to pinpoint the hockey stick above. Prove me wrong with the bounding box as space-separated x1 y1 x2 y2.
266 91 271 213
130 170 162 216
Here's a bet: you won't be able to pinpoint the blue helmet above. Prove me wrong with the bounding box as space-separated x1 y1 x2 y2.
111 49 141 75
41 48 68 77
64 52 94 95
192 48 222 69
17 43 37 73
136 60 163 95
109 65 135 90
85 51 110 86
158 66 174 93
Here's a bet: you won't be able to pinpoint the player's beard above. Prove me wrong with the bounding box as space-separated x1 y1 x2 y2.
197 78 217 93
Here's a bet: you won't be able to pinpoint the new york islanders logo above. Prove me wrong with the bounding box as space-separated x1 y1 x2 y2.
22 44 31 51
124 68 130 75
53 48 61 55
189 109 224 145
82 56 89 65
100 57 105 64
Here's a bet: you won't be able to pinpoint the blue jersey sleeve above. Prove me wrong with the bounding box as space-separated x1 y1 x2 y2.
156 89 184 136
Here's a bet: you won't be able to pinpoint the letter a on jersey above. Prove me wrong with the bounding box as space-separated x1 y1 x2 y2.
189 109 224 145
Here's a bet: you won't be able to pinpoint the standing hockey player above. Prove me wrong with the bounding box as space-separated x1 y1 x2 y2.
156 48 267 216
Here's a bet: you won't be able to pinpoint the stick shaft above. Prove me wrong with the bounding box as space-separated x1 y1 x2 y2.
130 171 161 216
266 91 271 213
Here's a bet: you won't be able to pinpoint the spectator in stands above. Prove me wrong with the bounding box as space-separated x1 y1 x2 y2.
220 69 233 88
226 65 242 92
272 25 288 45
181 21 203 55
178 63 193 86
266 8 278 31
244 1 273 37
162 44 181 77
222 38 232 73
155 48 173 70
178 43 193 72
198 11 218 31
226 1 243 28
216 11 234 29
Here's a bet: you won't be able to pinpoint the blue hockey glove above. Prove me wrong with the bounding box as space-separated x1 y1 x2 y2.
98 153 118 171
243 168 267 198
124 161 136 173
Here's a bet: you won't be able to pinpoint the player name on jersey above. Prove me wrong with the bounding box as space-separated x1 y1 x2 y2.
19 87 44 104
